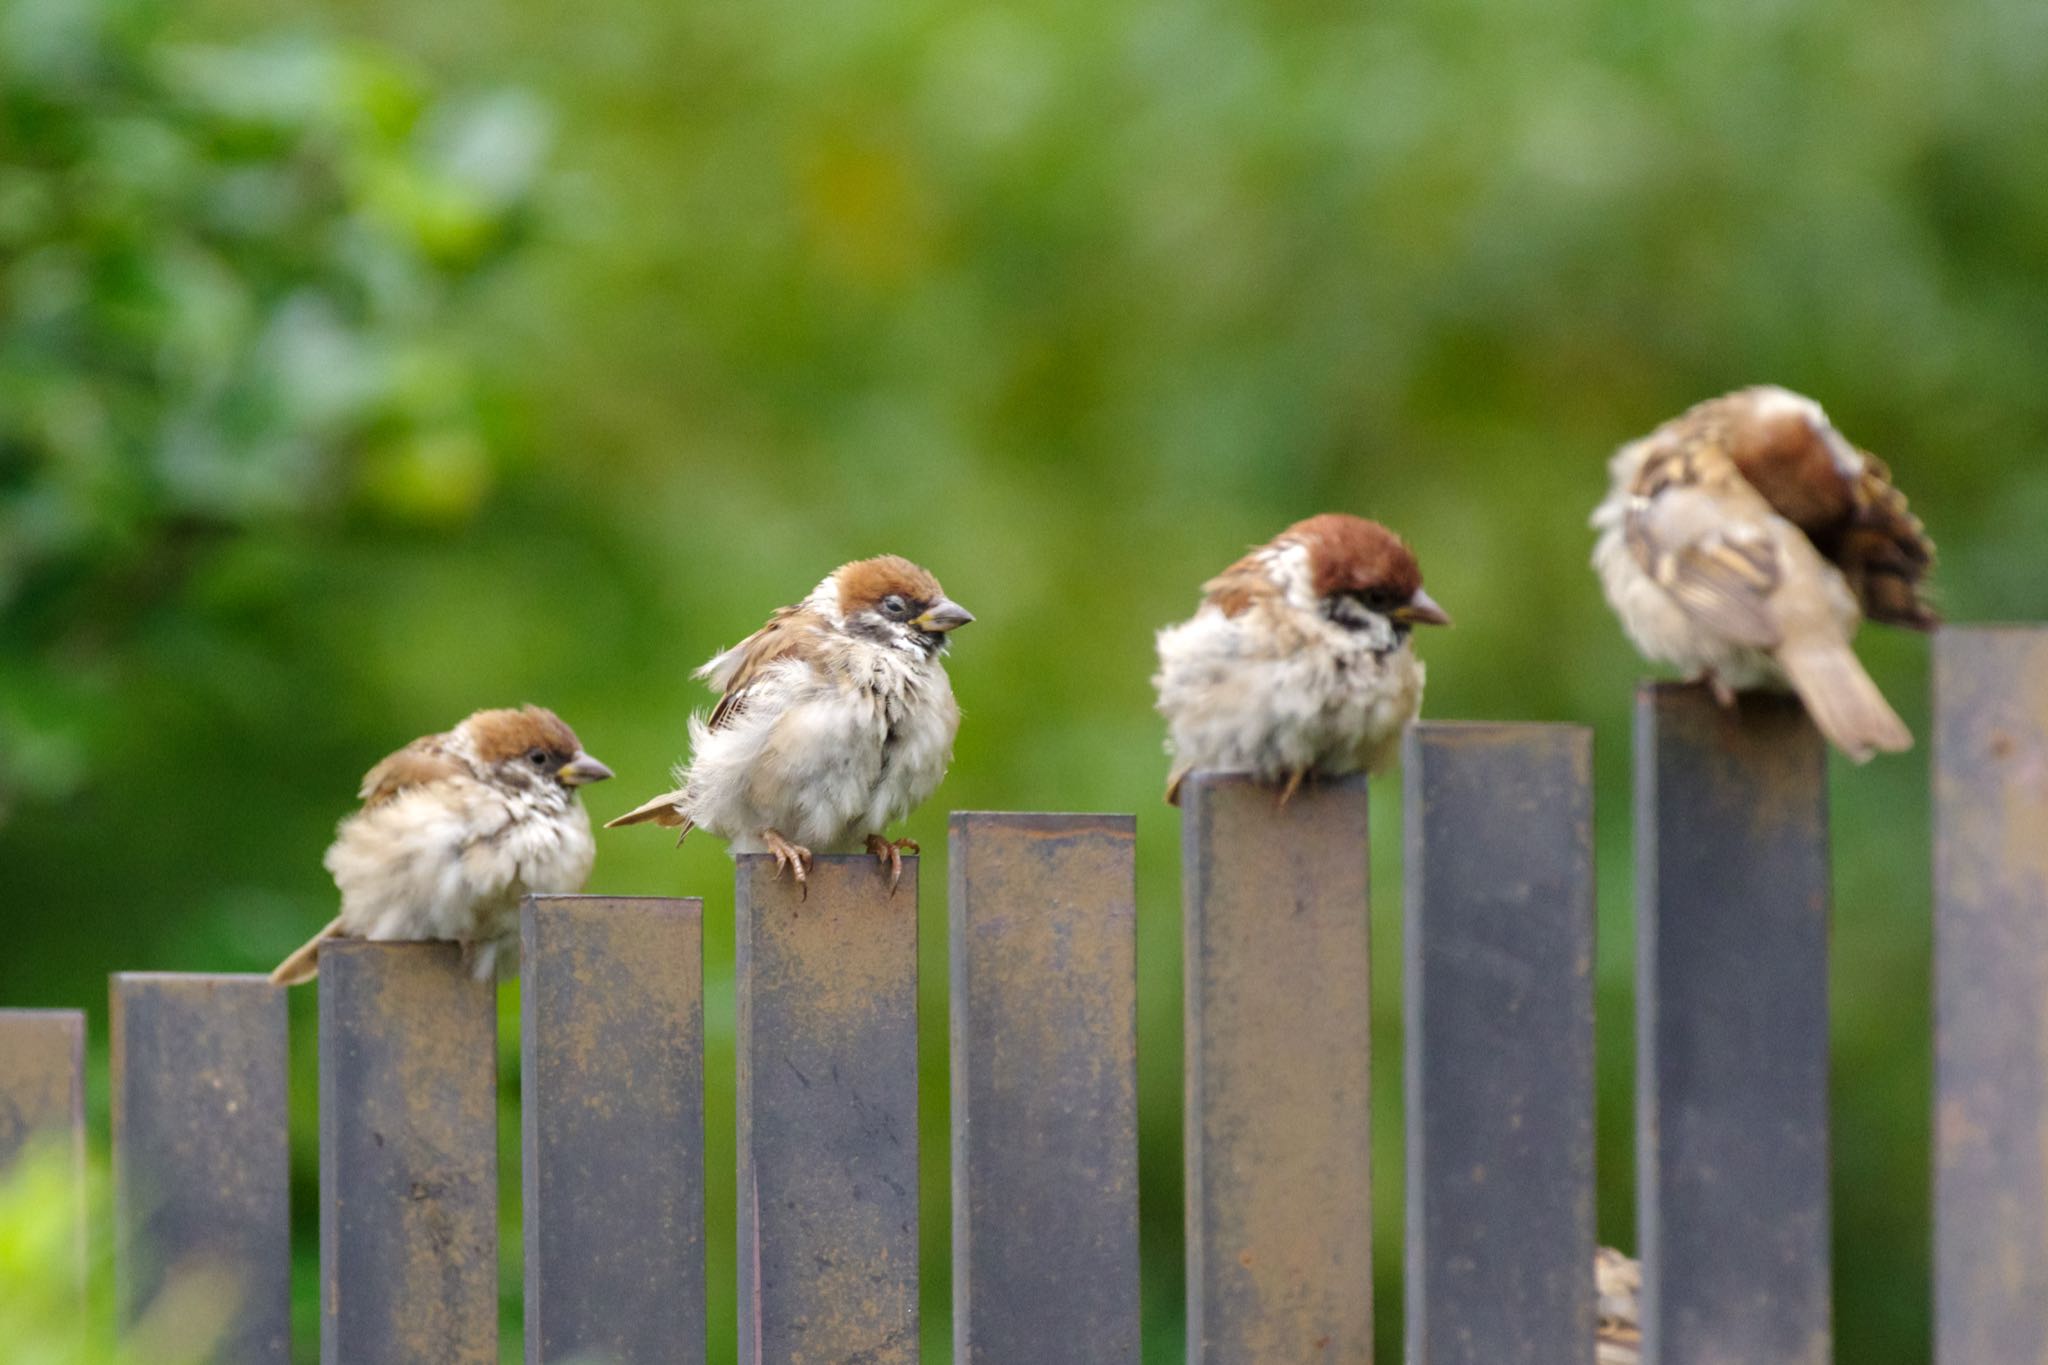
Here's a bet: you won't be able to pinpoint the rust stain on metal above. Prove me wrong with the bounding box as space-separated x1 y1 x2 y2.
1181 772 1373 1364
523 895 706 1364
111 974 290 1362
320 942 498 1365
1934 627 2048 1363
949 811 1140 1365
737 854 919 1365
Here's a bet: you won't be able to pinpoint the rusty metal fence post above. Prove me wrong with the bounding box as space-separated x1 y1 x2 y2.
1181 771 1374 1365
949 812 1140 1365
1404 724 1596 1365
319 942 499 1365
522 895 706 1365
111 974 290 1363
0 1007 86 1295
1636 684 1831 1365
1934 626 2048 1362
737 854 920 1365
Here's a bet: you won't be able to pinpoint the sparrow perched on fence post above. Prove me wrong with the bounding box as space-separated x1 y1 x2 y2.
606 554 972 893
1592 385 1936 761
1152 513 1450 804
270 706 613 985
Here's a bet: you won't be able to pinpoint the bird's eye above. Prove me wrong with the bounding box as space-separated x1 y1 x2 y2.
528 748 549 766
882 594 909 617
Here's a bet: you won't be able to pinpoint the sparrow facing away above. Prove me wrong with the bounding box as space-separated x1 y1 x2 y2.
1595 1246 1642 1365
1592 385 1936 761
270 706 613 985
1153 513 1450 805
606 555 972 892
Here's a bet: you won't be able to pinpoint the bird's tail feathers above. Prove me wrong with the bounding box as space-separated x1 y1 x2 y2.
1779 643 1912 763
604 791 694 842
270 916 344 986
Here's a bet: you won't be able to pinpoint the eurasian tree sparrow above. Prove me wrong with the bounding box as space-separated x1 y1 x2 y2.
1153 513 1450 804
607 555 972 891
1591 385 1936 761
271 706 613 984
1595 1247 1642 1365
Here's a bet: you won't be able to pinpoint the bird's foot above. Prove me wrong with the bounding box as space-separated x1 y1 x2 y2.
762 829 813 898
1276 768 1308 809
1697 671 1739 710
865 834 919 895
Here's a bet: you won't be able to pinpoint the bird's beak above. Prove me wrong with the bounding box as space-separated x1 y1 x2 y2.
912 599 975 633
1393 589 1452 627
559 752 615 787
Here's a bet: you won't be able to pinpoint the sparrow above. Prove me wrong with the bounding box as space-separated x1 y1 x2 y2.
270 706 612 985
1152 513 1450 805
606 555 972 892
1595 1246 1642 1365
1592 385 1936 761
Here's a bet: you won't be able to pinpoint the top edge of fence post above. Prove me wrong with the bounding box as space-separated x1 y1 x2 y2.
524 893 707 911
950 810 1136 835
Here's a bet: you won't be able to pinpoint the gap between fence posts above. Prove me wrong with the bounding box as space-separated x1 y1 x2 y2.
949 811 1140 1365
1404 723 1596 1365
319 942 498 1365
1181 770 1374 1365
1636 683 1831 1365
737 853 920 1365
1933 625 2048 1363
111 973 290 1364
522 894 706 1365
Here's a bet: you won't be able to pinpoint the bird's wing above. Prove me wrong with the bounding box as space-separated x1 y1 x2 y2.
1199 552 1283 618
1625 437 1787 650
356 736 465 807
700 605 821 733
1838 451 1938 631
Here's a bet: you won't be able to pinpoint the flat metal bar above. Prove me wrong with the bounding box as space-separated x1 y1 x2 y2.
1404 724 1596 1365
0 1007 86 1294
522 895 706 1365
319 942 499 1365
1182 771 1373 1365
949 812 1140 1365
112 973 291 1363
1635 683 1831 1364
0 1008 85 1174
1934 626 2048 1363
737 853 920 1365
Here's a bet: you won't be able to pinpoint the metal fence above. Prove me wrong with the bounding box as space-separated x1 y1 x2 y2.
1 626 2042 1364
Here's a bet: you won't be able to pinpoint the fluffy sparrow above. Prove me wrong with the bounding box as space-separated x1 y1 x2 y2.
1153 513 1450 804
606 555 972 892
1595 1246 1642 1365
1592 385 1936 760
270 706 612 984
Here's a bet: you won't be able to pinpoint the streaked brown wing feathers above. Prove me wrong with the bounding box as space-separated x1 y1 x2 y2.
357 737 464 806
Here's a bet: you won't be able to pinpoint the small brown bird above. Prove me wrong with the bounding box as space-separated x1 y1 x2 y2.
1152 513 1450 804
271 706 612 984
1592 385 1936 761
607 555 971 891
1595 1247 1642 1365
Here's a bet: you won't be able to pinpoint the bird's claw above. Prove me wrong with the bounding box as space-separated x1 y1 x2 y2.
1276 768 1307 809
865 834 918 895
762 829 813 899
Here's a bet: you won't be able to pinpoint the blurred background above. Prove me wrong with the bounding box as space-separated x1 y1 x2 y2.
3 0 2044 1356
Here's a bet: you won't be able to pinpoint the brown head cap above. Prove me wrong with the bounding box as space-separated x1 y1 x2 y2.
463 705 584 764
833 555 948 615
1280 514 1426 603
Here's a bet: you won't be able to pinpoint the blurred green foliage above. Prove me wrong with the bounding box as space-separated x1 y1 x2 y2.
0 0 545 816
0 1143 234 1365
3 0 2045 1359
